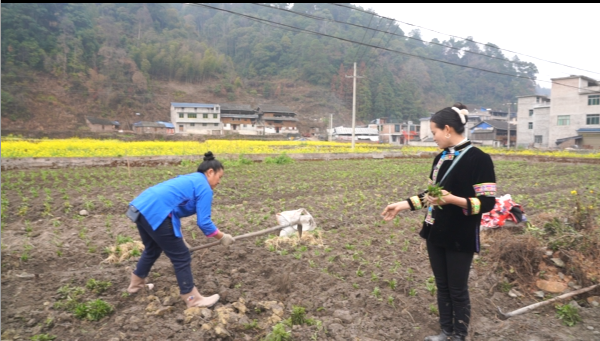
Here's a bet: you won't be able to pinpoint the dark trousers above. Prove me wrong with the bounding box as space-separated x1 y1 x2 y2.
133 214 194 294
427 240 474 337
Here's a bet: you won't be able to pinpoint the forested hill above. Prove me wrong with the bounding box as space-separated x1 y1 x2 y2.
1 3 538 132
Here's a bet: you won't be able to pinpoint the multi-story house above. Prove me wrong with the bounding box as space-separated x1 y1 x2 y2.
516 95 551 148
170 102 222 135
220 104 264 135
258 105 298 134
517 75 600 148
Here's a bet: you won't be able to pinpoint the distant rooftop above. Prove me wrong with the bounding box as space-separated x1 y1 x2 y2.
171 102 218 108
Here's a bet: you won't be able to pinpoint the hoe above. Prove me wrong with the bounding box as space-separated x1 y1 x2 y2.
188 220 302 253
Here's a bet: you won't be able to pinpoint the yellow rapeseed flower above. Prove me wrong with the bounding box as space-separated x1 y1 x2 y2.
571 190 578 195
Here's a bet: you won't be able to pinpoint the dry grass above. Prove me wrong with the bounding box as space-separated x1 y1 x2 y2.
102 241 145 264
264 230 325 250
487 229 543 286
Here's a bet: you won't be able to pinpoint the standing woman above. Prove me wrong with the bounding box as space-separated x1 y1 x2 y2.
381 104 496 341
125 151 234 309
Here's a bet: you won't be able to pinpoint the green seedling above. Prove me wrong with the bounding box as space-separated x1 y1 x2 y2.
74 299 114 321
386 278 397 290
290 305 306 325
429 304 439 316
372 286 381 298
30 334 57 341
555 304 581 327
427 183 450 209
264 322 291 341
86 279 112 294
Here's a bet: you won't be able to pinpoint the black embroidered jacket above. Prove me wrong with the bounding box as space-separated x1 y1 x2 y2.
405 140 496 253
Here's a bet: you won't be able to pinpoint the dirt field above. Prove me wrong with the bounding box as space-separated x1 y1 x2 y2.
2 158 599 340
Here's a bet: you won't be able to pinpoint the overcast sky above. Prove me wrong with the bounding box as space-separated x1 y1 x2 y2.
354 3 600 88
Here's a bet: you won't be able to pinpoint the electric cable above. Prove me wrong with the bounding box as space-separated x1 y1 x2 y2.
189 3 600 94
329 3 600 76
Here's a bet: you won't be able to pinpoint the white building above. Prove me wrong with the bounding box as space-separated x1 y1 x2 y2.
170 102 222 135
516 75 600 148
332 126 379 142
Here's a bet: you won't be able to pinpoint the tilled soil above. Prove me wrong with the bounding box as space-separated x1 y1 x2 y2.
2 159 599 340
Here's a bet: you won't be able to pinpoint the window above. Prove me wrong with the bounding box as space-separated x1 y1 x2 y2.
203 113 208 119
243 124 247 128
178 113 184 118
528 122 533 129
529 109 534 116
534 135 543 143
395 124 400 132
202 123 207 126
589 95 600 106
587 114 600 125
213 114 218 119
179 124 184 132
557 115 570 126
214 123 219 126
190 123 195 127
188 113 197 119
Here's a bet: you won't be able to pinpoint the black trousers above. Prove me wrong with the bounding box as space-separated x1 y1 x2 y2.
427 240 474 337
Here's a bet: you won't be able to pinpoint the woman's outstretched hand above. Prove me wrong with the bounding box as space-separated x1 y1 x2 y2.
381 201 410 221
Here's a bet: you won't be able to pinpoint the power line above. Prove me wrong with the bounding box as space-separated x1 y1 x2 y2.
252 3 539 70
351 11 374 62
190 3 600 94
329 3 600 76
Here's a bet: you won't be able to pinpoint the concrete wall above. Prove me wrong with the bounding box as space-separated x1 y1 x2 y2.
532 106 550 148
516 96 536 147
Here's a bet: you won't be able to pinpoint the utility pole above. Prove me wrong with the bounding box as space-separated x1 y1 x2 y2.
345 62 364 150
329 113 333 141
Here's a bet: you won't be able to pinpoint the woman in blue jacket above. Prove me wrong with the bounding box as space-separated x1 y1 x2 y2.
126 151 234 309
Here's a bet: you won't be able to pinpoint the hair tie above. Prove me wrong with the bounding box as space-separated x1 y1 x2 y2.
451 107 469 124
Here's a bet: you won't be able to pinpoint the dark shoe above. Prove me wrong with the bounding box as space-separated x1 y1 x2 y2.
424 330 452 341
450 334 466 341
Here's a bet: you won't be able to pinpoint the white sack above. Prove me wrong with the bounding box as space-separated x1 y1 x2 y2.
276 208 317 237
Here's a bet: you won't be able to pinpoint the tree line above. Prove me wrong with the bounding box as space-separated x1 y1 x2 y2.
1 3 537 122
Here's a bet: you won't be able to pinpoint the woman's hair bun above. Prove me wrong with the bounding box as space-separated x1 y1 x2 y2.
453 102 468 110
203 151 215 161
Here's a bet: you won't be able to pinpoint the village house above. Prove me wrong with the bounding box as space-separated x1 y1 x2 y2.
517 75 600 148
369 118 420 145
133 121 175 135
331 126 379 142
220 104 264 135
470 120 517 147
85 116 120 132
258 104 299 134
170 102 222 135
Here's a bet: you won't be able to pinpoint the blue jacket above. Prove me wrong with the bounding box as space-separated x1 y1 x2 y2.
130 172 219 238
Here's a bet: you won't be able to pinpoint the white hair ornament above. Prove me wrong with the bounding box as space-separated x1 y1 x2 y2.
451 107 469 124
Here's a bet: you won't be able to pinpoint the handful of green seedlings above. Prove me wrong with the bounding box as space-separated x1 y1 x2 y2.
427 183 450 210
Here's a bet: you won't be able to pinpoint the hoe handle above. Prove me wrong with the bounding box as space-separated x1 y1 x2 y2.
189 221 300 252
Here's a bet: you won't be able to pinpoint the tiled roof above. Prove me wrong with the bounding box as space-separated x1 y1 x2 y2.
86 116 119 126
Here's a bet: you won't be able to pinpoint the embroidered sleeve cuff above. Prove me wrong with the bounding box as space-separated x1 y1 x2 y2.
407 196 423 210
473 182 497 197
463 197 481 215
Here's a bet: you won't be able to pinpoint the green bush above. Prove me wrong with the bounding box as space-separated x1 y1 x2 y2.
264 153 294 165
